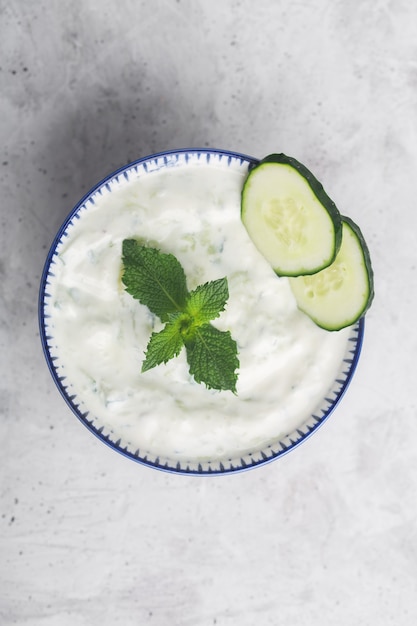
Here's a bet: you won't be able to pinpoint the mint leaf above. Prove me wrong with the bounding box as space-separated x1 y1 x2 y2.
142 314 184 372
122 242 240 393
185 277 229 325
186 324 239 393
122 240 188 321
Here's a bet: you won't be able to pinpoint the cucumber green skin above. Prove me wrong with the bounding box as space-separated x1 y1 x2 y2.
244 153 343 273
340 215 374 319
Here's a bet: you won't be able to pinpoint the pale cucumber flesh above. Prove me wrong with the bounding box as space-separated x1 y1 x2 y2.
241 159 342 276
289 218 374 331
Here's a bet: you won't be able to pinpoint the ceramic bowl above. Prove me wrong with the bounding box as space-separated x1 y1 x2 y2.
39 149 364 474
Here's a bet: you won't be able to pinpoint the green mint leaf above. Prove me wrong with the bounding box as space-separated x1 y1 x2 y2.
122 240 188 321
185 277 229 325
122 241 240 393
186 324 239 393
142 314 184 372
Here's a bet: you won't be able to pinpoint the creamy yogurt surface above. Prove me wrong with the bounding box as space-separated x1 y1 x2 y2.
45 155 351 462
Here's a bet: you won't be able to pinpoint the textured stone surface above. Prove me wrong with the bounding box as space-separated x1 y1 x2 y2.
1 1 417 624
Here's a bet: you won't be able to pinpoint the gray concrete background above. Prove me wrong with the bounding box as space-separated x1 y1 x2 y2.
1 1 417 625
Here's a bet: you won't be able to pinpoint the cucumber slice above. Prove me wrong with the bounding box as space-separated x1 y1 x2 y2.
241 154 342 276
289 217 374 330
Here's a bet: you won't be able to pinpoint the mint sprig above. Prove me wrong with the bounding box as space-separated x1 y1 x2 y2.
122 240 239 392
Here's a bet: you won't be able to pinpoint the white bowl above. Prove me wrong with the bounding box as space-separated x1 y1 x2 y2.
39 149 364 475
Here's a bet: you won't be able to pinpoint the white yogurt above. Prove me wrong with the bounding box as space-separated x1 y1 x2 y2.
45 157 350 461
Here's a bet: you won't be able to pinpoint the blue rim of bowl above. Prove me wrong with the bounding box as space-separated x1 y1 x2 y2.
39 148 365 476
